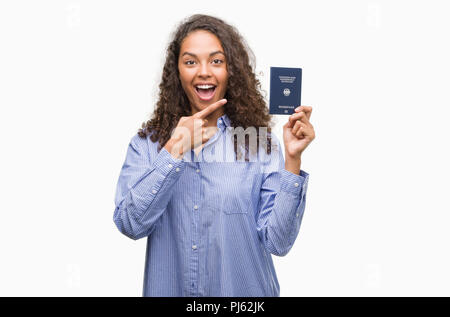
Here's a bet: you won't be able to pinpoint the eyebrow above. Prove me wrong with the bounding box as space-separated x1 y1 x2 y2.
181 50 225 58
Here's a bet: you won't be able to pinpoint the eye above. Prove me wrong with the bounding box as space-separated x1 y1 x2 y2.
185 60 195 65
212 59 224 64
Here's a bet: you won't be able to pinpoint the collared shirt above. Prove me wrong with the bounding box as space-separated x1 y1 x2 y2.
113 113 309 297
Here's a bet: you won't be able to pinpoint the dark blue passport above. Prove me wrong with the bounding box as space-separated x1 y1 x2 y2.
269 67 302 115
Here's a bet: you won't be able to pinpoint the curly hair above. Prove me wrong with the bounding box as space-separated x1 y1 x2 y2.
138 14 274 161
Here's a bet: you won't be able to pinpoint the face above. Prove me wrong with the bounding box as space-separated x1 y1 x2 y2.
178 30 229 116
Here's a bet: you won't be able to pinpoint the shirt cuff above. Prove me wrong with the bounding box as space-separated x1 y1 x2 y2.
279 168 309 196
153 147 186 175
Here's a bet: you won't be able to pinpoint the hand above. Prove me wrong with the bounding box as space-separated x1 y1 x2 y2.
283 106 315 159
165 99 227 158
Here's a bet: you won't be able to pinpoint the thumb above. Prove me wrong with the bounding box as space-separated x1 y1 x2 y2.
284 120 293 129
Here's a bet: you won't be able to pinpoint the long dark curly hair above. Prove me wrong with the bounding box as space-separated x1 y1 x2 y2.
138 14 274 160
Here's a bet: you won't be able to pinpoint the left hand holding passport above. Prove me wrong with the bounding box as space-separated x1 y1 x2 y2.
283 105 315 158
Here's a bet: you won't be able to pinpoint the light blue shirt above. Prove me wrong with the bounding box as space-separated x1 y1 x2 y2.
113 113 309 297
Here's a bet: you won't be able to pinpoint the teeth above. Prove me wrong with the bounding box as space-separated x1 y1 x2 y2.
196 84 215 89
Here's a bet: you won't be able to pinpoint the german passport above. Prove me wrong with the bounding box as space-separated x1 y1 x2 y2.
269 67 302 115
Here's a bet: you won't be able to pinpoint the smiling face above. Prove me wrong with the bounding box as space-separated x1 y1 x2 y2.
178 30 229 117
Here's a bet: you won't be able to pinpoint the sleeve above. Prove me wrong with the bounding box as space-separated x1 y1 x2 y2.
113 134 186 240
255 134 310 256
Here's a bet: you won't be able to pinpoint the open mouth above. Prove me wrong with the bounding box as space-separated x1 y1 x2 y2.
194 84 216 101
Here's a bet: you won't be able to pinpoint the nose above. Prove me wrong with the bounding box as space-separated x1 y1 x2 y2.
197 61 212 78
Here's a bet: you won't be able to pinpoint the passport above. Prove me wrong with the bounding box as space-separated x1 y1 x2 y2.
269 67 302 115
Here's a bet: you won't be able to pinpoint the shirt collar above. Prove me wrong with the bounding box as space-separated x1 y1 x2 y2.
217 113 231 132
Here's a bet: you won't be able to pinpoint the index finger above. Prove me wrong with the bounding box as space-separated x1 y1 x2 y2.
294 105 312 120
194 99 227 119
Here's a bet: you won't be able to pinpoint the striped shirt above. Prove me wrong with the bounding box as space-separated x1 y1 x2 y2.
113 113 309 297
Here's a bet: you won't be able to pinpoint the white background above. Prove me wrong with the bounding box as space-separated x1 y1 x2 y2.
1 0 449 296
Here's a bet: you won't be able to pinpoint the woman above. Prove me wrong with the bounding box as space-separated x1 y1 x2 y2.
113 14 315 297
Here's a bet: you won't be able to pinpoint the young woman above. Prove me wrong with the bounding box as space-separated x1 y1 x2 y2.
113 14 315 297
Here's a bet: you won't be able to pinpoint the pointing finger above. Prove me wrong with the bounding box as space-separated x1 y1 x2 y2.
194 99 227 119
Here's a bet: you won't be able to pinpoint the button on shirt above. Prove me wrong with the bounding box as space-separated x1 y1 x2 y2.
113 113 310 297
